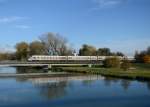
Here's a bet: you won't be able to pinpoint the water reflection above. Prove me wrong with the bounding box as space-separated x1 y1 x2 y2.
27 75 104 84
1 75 150 107
0 67 16 73
82 80 96 86
16 67 45 73
0 66 46 74
35 81 68 99
15 75 150 93
103 77 112 87
146 82 150 90
103 77 132 91
121 79 131 91
103 77 119 87
14 75 105 99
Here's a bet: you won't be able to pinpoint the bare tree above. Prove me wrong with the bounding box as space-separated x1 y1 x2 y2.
39 32 73 55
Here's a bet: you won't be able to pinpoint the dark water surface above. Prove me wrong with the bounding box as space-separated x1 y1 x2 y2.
0 67 45 74
0 67 150 107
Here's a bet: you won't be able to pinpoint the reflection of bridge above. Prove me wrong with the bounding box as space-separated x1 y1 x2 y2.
29 75 105 84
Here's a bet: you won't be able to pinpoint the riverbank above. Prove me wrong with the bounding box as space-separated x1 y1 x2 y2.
57 63 150 81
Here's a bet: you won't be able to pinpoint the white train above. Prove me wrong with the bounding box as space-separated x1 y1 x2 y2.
28 55 131 61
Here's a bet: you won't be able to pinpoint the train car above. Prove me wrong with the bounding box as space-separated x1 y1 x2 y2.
28 55 133 62
28 55 68 61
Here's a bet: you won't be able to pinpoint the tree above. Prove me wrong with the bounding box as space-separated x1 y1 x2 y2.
121 59 131 71
103 57 120 68
0 52 16 61
134 47 150 63
143 55 150 63
29 41 46 55
39 32 73 55
79 44 97 56
115 52 124 57
15 42 29 61
97 48 111 56
146 46 150 55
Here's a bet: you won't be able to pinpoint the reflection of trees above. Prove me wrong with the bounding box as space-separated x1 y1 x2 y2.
112 78 119 83
121 79 131 91
16 67 45 73
34 81 68 99
82 80 95 86
146 82 150 91
103 77 119 87
104 77 112 87
16 77 28 82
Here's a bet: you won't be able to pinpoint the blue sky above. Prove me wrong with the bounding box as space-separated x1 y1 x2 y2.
0 0 150 55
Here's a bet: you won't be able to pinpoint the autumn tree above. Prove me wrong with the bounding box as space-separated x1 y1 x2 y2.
143 55 150 63
15 42 29 61
134 46 150 63
29 41 46 55
103 57 120 68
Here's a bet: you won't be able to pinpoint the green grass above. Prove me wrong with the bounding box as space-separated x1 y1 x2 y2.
57 63 150 80
133 63 150 71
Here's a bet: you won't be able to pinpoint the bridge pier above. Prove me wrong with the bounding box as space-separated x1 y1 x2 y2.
88 64 92 68
48 64 52 69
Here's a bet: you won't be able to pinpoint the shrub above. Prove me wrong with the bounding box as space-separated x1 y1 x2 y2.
143 55 150 63
103 57 120 68
121 59 131 71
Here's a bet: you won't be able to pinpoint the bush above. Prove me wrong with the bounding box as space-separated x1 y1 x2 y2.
103 57 120 68
121 59 131 71
143 55 150 63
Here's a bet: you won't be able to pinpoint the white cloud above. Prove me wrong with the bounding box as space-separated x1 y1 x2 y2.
15 25 31 29
0 44 15 53
0 16 27 23
92 0 125 10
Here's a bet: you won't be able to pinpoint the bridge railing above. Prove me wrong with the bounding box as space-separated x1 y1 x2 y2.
0 60 102 65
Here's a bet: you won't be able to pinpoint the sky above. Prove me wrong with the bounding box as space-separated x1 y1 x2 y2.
0 0 150 56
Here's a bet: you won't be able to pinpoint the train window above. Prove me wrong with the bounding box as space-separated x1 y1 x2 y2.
32 56 35 59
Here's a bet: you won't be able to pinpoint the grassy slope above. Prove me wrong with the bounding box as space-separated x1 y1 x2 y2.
58 63 150 80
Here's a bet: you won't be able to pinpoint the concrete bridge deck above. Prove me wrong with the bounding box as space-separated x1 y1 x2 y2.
0 61 102 67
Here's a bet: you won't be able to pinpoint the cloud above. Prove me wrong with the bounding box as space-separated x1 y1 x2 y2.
0 16 27 23
92 0 125 10
0 44 15 53
15 25 31 29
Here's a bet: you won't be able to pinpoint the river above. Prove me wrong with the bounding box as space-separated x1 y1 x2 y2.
0 67 150 107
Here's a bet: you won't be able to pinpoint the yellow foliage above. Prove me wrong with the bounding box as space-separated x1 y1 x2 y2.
143 55 150 63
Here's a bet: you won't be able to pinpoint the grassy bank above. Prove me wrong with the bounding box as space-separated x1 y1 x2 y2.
57 63 150 80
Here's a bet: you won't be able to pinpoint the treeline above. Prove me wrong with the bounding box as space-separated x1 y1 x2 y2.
0 53 16 61
0 32 74 61
15 32 73 61
0 32 149 63
0 32 125 61
79 44 124 56
135 47 150 63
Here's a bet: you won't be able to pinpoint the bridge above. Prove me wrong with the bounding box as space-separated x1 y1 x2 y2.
0 60 102 68
0 56 134 68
